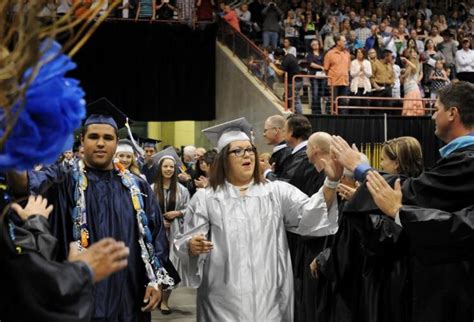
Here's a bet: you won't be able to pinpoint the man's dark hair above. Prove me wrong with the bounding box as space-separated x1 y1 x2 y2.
274 48 286 58
286 115 312 140
437 81 474 127
333 33 343 44
81 124 119 139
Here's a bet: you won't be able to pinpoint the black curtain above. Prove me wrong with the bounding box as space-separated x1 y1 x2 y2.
70 21 217 121
306 115 444 168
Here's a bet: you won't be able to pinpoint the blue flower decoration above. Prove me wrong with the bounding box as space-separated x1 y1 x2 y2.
0 40 86 171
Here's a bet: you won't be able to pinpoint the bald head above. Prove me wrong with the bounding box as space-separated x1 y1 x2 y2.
307 132 332 171
308 132 332 154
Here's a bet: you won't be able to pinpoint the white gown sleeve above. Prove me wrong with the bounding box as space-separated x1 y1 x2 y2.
174 189 210 287
274 181 339 237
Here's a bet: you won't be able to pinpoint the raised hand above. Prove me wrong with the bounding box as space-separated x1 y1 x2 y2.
366 171 403 218
68 238 129 282
11 195 54 221
331 136 363 171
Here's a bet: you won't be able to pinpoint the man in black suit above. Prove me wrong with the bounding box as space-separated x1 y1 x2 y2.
262 115 291 179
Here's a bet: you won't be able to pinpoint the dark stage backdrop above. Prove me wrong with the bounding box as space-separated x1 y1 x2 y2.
70 21 217 121
306 115 444 168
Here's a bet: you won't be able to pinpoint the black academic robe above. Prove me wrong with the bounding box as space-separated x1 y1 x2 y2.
269 141 291 178
324 144 474 322
399 205 474 322
0 213 94 322
141 163 158 185
28 165 170 322
275 145 327 322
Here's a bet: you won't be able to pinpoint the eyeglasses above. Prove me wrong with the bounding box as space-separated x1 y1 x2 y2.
263 127 278 134
228 146 256 157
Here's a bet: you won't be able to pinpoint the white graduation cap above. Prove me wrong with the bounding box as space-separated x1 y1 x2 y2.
202 117 253 152
151 146 185 171
116 139 135 154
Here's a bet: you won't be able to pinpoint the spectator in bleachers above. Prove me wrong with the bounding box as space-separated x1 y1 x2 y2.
262 2 283 50
384 28 406 60
364 25 379 52
435 14 448 32
156 0 177 20
350 48 372 114
455 37 474 83
370 49 395 110
438 30 458 79
340 18 352 37
306 39 325 114
303 14 318 52
348 10 360 29
320 15 338 43
270 48 303 113
410 29 425 53
282 11 301 49
248 0 264 29
283 38 297 57
223 5 240 32
401 49 425 116
427 25 444 47
429 59 450 99
324 33 351 114
195 0 215 21
346 30 363 53
236 4 252 34
263 46 276 88
355 17 372 45
460 17 474 37
136 0 155 19
392 57 402 100
414 17 428 40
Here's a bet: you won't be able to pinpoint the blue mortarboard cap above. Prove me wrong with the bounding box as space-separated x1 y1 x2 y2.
84 97 129 130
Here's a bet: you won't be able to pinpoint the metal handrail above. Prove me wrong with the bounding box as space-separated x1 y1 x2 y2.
290 74 331 113
334 96 436 115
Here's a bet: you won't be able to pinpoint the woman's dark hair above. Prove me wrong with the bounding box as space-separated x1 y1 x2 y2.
153 158 178 213
209 144 264 190
382 136 423 178
195 150 217 179
355 48 366 59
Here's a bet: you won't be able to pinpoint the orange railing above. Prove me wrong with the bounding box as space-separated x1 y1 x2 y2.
290 74 332 113
217 18 285 103
334 96 436 115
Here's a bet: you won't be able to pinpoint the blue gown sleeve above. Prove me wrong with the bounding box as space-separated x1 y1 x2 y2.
28 164 69 195
141 181 169 266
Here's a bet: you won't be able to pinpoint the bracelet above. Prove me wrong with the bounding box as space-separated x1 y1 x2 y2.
324 177 340 189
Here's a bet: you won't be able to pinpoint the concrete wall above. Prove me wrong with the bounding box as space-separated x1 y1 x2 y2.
194 42 287 154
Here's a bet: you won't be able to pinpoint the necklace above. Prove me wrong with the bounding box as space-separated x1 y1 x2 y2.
72 159 174 289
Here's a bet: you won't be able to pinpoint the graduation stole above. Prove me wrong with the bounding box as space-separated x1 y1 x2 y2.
72 159 175 289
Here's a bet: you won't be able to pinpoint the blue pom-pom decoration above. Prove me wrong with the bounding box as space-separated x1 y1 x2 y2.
0 40 86 171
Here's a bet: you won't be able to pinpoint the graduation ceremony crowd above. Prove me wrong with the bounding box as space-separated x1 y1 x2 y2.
0 80 473 322
221 0 474 115
0 1 474 322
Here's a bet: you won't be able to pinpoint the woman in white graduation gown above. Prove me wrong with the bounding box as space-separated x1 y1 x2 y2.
175 118 342 322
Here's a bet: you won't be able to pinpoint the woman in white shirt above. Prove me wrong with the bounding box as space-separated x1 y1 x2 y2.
350 48 372 114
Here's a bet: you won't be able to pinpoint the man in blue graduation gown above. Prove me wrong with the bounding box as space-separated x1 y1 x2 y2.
8 98 171 322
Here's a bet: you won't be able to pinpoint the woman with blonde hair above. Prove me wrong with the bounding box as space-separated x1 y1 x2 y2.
380 136 423 178
115 139 145 178
401 49 425 116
